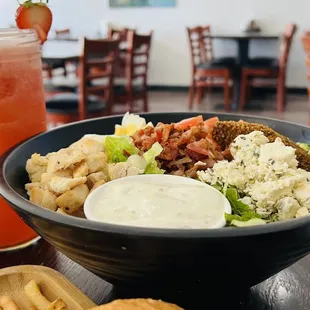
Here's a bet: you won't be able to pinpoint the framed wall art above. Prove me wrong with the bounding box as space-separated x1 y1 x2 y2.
109 0 176 8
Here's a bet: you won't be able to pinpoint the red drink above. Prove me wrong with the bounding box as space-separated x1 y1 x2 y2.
0 29 46 250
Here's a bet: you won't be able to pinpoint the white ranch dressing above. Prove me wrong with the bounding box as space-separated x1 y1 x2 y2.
84 175 231 229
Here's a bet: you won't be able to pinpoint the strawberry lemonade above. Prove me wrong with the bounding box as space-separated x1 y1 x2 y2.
0 28 46 250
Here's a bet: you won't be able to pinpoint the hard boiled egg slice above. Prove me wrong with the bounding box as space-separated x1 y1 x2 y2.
114 113 153 136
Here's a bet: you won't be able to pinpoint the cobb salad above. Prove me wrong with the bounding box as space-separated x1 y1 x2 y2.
25 113 310 227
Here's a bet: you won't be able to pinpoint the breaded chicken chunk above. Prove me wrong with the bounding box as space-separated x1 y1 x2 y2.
73 160 89 178
40 170 72 191
70 136 104 155
90 179 106 192
86 152 107 174
50 176 87 195
87 171 109 189
26 153 48 182
28 186 58 211
47 149 85 173
56 184 89 214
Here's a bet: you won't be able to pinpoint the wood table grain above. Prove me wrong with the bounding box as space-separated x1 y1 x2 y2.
0 238 309 310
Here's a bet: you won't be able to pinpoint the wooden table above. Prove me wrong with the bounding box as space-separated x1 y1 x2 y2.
209 32 280 109
1 238 310 309
41 40 128 62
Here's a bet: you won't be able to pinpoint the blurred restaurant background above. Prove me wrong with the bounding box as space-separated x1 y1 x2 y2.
1 0 310 126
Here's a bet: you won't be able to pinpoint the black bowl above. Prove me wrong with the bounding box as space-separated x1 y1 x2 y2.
1 112 310 309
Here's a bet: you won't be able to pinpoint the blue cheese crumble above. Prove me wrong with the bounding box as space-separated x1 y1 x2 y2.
198 131 310 221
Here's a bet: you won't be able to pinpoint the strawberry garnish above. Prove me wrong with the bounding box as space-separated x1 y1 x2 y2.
15 0 53 44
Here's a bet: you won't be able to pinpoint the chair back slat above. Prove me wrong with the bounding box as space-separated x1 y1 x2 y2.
302 32 310 119
187 26 202 68
79 38 120 120
126 30 153 84
107 27 133 41
187 25 214 72
200 25 214 62
279 23 297 71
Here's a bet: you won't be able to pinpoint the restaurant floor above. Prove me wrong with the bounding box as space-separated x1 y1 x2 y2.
148 91 309 125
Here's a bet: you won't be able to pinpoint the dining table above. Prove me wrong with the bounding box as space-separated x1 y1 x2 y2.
1 238 310 310
42 38 129 62
42 40 81 63
208 32 280 109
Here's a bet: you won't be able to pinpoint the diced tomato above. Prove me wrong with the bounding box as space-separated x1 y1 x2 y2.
155 128 163 142
175 115 203 130
203 117 219 131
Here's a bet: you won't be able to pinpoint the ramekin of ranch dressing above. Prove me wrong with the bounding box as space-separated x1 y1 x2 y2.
84 175 231 229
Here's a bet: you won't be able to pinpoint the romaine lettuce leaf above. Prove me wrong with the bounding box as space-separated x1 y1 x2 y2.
105 136 139 163
143 142 165 174
225 187 254 216
231 218 266 227
224 187 261 224
225 212 261 223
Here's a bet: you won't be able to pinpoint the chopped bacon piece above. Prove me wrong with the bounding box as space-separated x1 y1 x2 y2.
131 121 229 178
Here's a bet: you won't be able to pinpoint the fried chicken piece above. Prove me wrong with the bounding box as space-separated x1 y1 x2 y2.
87 171 109 189
86 152 107 174
25 182 41 196
90 179 106 192
47 149 85 173
73 160 89 178
28 187 58 211
212 121 310 171
26 153 49 182
56 184 89 214
40 170 72 191
50 176 87 195
70 136 104 155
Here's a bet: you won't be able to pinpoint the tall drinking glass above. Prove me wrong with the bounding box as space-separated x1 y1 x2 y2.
0 29 46 251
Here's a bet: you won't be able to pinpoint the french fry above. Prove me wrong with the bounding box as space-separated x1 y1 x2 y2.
45 298 68 310
24 280 50 310
0 296 21 310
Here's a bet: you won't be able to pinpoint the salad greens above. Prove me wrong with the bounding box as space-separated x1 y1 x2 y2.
230 218 266 227
297 142 310 152
222 187 264 226
105 136 139 163
105 136 164 174
143 142 165 174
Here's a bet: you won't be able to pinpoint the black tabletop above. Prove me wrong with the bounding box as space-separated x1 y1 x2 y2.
1 239 310 309
209 32 280 40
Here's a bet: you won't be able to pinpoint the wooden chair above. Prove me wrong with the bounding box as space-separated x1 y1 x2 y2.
113 30 153 113
239 23 297 112
46 38 120 126
107 27 131 41
302 32 310 126
107 27 135 77
187 26 236 111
